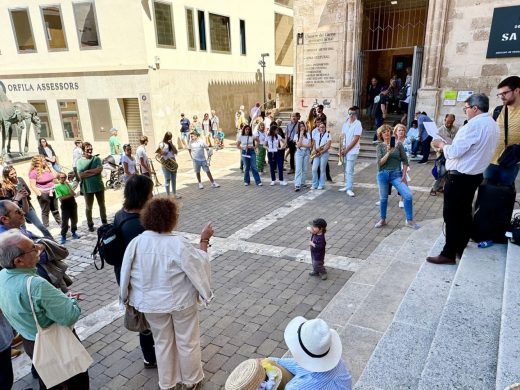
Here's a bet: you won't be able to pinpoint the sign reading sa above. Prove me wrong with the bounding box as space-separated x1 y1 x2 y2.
487 6 520 58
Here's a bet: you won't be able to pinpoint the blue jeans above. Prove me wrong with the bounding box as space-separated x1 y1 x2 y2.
268 151 284 181
295 148 310 187
242 149 261 185
162 166 177 195
25 207 52 237
181 132 189 143
52 163 62 173
312 152 329 188
343 154 358 191
411 139 420 155
483 163 520 186
377 169 414 221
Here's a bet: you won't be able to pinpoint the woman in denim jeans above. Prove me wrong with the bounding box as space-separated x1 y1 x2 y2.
2 166 52 237
237 125 262 186
311 123 332 190
375 124 420 229
294 122 312 191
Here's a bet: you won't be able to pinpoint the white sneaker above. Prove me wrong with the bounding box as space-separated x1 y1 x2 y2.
347 190 355 197
310 186 317 190
399 200 404 208
198 183 204 189
338 188 347 192
376 201 380 206
211 182 220 188
317 186 324 190
257 182 263 186
244 182 249 186
280 181 288 186
270 181 276 186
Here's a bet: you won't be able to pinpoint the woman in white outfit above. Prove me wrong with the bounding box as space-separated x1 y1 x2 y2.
120 197 213 390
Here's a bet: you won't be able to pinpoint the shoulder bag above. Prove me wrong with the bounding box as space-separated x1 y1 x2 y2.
122 243 151 332
26 276 93 388
498 106 520 169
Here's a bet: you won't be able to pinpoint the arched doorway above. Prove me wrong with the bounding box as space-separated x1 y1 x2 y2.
355 0 429 126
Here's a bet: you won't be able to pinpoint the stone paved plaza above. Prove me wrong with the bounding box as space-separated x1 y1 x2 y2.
12 146 456 389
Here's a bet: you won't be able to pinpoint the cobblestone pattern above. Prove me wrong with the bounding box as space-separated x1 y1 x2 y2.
177 178 303 237
14 251 351 390
247 185 444 259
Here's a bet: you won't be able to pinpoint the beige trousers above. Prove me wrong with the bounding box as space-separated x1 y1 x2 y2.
145 305 203 389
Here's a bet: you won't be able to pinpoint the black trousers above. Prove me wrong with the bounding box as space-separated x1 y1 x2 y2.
0 346 13 390
420 136 433 162
84 190 107 228
22 337 90 390
440 172 483 259
114 267 157 365
287 140 296 171
60 198 78 237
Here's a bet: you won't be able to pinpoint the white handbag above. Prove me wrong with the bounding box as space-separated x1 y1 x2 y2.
26 276 93 388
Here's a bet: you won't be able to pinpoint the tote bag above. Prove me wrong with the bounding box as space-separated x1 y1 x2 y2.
26 277 93 388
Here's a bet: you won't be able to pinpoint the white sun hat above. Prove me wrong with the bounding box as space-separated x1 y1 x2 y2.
284 316 342 372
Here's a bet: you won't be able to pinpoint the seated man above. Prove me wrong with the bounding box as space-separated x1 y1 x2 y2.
270 316 352 389
0 200 60 286
0 230 89 389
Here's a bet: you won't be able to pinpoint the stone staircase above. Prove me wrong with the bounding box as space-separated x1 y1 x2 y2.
316 219 444 381
355 228 520 389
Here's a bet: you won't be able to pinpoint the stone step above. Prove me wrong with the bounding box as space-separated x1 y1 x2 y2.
317 219 443 382
354 233 456 389
496 241 520 390
417 243 507 390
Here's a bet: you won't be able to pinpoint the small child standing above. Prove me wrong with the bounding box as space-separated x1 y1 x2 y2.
54 173 80 244
308 218 328 280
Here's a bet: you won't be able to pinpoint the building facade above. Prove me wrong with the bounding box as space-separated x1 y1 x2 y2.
293 0 520 134
0 0 294 165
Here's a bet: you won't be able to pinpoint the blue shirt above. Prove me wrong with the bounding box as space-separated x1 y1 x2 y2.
180 118 191 132
270 358 352 390
417 114 433 141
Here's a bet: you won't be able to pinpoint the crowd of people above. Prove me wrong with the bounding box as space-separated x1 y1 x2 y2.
0 74 518 389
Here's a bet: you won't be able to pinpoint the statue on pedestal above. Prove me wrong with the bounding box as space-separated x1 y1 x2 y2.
0 87 41 158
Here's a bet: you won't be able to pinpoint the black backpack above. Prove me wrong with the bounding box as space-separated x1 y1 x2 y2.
92 215 139 270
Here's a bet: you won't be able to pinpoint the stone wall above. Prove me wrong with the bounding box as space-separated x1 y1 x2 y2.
417 0 520 127
293 0 349 138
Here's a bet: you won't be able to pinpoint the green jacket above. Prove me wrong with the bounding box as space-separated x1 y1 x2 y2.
77 156 104 193
0 268 81 341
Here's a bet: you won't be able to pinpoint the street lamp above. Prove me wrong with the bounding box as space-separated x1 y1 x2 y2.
258 53 269 107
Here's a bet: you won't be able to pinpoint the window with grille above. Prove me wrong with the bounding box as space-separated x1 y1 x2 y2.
154 1 176 48
209 13 231 53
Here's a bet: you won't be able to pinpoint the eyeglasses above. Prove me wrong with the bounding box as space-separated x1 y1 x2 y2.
462 105 475 113
496 90 513 98
348 112 356 116
20 246 41 257
9 208 24 216
85 148 93 152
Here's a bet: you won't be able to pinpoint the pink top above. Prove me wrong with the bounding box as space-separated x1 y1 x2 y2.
28 170 55 193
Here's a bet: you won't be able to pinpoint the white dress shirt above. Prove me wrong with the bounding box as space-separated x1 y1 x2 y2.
444 112 499 175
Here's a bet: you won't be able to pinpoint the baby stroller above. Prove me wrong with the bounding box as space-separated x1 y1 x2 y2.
102 155 124 190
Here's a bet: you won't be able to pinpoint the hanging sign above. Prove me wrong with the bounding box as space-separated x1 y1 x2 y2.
486 6 520 58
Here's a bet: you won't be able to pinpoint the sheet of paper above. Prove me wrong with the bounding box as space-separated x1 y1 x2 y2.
424 122 448 142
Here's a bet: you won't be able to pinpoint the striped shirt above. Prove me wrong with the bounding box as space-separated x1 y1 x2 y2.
270 358 352 390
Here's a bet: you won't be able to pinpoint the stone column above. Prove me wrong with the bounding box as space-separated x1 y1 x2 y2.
417 0 451 118
339 0 362 110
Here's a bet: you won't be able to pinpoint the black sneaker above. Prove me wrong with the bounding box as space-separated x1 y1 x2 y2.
309 271 319 276
295 187 300 192
88 226 95 232
144 361 157 369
